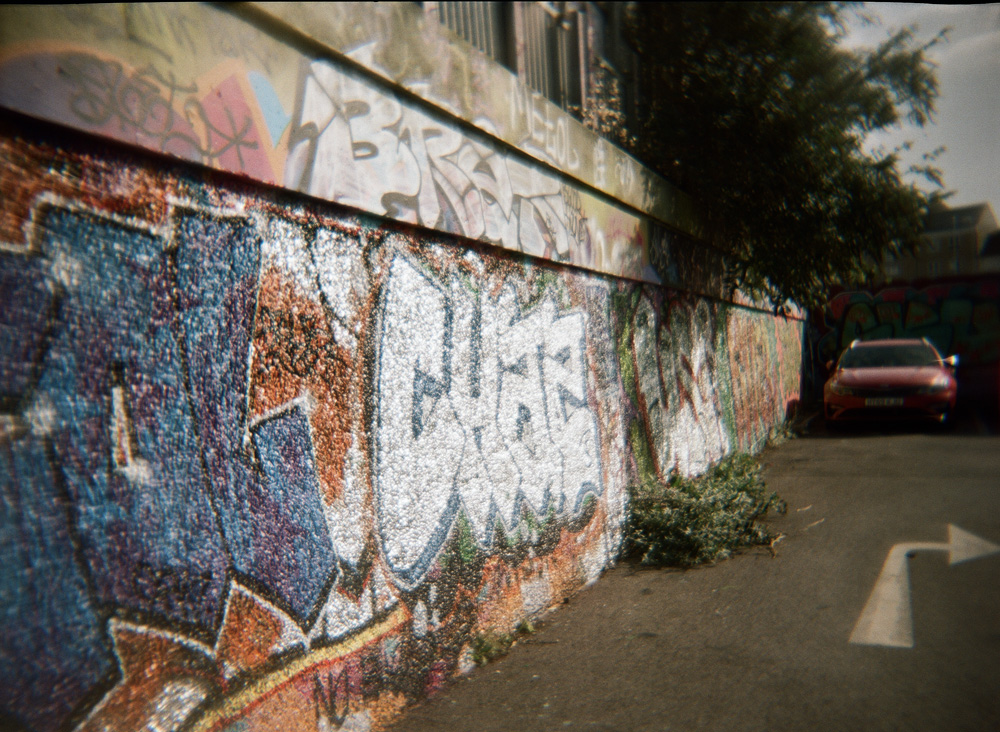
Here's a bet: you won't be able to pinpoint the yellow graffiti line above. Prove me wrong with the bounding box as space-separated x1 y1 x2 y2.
191 606 409 731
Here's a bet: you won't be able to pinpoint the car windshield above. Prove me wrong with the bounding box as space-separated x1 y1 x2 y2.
839 344 940 369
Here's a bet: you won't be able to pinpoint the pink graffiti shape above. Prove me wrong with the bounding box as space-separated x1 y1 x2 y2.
198 75 276 183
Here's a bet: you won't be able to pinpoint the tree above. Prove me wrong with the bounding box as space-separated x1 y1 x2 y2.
619 2 948 310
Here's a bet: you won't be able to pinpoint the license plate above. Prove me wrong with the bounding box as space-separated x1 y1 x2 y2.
865 397 903 407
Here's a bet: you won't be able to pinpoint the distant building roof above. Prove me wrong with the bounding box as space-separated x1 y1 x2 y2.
924 203 992 233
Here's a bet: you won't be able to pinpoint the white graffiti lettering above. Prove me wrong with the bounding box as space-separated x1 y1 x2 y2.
374 256 603 584
632 297 730 477
288 61 617 271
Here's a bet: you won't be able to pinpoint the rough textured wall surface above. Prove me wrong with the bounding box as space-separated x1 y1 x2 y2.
818 283 1000 364
0 3 699 285
0 123 801 732
252 1 698 232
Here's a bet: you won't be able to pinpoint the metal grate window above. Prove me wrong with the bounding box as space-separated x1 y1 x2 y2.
427 2 513 70
428 2 583 113
521 2 556 100
521 2 581 111
554 8 582 111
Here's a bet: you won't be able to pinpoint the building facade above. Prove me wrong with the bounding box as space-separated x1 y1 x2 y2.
884 202 1000 282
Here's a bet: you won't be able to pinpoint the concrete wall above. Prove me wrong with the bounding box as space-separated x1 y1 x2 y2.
0 4 803 731
0 3 701 284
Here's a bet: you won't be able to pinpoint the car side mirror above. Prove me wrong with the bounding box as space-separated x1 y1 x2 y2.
944 354 959 369
825 360 834 371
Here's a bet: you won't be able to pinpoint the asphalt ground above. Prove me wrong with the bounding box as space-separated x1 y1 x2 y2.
388 406 1000 732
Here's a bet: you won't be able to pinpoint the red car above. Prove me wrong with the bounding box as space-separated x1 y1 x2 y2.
824 338 958 425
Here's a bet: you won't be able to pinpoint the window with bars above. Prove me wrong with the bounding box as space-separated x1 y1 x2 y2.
519 2 582 112
426 2 583 115
425 2 515 71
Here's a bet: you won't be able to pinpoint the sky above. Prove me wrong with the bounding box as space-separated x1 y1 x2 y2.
841 4 1000 214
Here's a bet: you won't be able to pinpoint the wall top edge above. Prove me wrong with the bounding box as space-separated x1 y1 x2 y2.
247 1 703 240
0 1 718 290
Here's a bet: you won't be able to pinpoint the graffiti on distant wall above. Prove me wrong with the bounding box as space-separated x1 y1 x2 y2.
819 284 1000 366
809 283 1000 401
0 128 800 732
0 3 667 285
726 308 802 451
618 291 802 481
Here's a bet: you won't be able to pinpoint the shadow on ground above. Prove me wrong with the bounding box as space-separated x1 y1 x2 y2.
795 397 999 440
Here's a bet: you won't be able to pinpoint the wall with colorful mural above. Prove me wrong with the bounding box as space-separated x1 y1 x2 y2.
0 3 703 288
0 119 801 732
813 282 1000 403
1 3 803 730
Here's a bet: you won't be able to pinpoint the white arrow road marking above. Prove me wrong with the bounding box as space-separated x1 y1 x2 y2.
849 524 1000 648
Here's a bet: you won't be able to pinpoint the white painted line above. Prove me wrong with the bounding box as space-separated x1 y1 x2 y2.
849 524 1000 648
947 524 1000 565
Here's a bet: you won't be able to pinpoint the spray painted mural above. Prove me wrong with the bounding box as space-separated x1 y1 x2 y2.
819 284 1000 364
0 123 800 732
813 283 1000 402
616 290 801 483
257 1 696 230
0 2 687 285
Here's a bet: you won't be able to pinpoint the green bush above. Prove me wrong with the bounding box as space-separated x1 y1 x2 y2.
471 632 513 666
626 453 785 567
470 622 535 666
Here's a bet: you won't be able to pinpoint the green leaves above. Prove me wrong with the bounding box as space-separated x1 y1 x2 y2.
626 453 785 567
620 2 946 309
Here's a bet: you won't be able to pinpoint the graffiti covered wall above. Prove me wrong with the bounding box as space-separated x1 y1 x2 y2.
0 121 800 731
0 2 702 287
1 2 802 730
814 283 1000 402
819 284 1000 364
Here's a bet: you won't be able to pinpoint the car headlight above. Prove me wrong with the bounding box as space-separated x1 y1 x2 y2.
829 381 855 396
918 375 951 394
